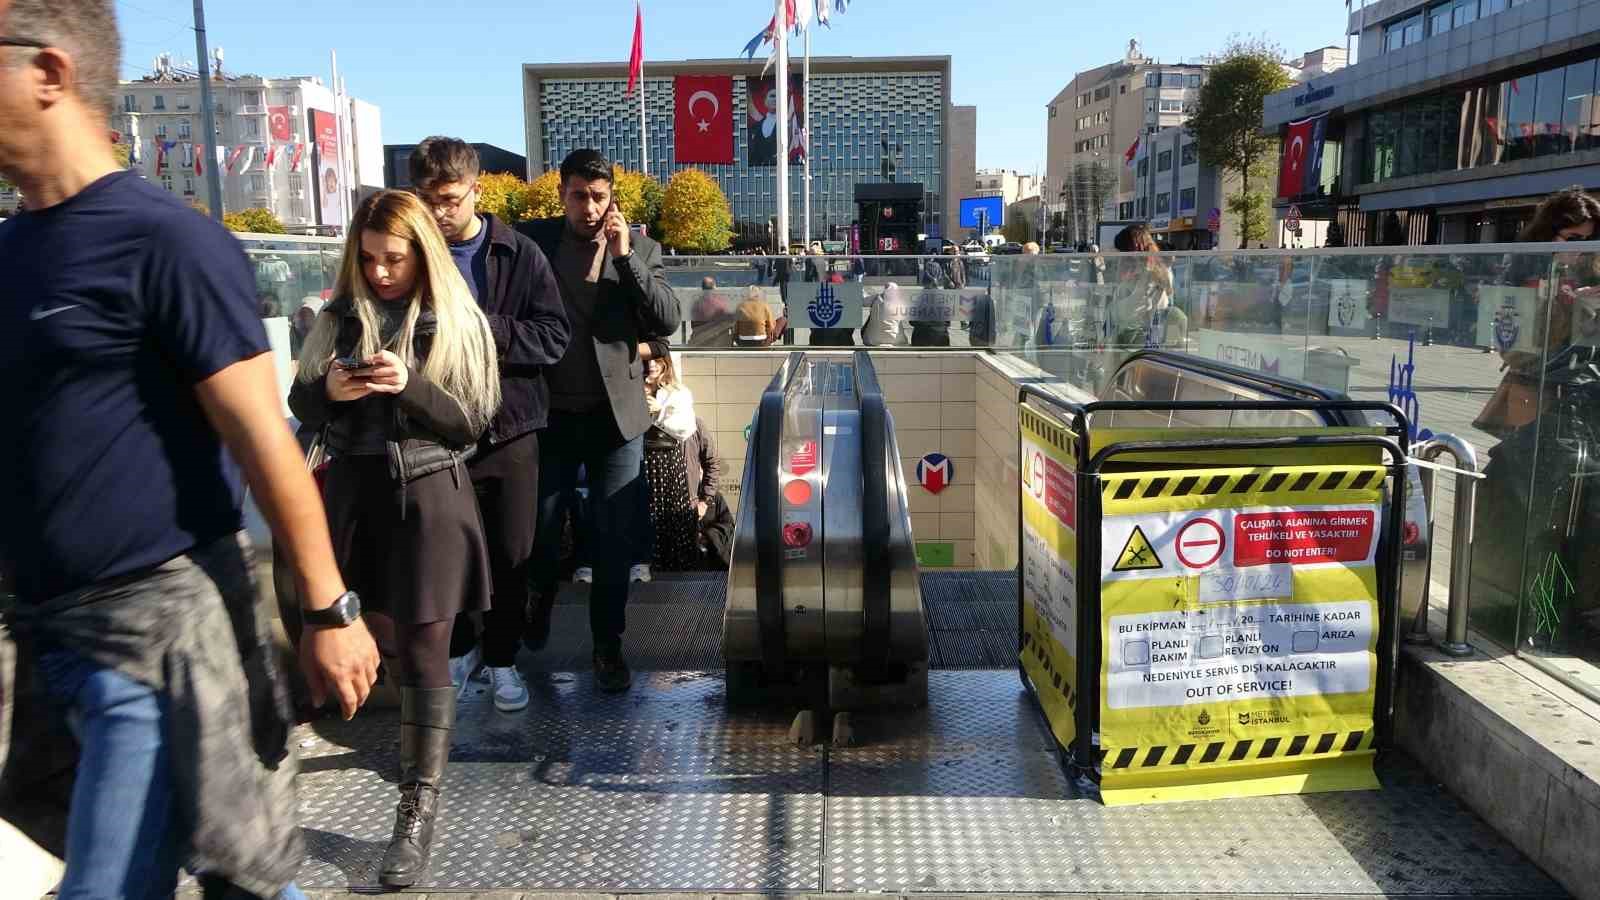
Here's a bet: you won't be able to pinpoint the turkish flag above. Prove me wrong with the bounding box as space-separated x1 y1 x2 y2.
674 74 734 165
268 105 291 141
1277 116 1316 199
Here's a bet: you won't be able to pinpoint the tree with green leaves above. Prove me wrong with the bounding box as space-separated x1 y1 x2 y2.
222 207 286 234
659 168 733 252
1002 217 1035 245
1188 36 1293 248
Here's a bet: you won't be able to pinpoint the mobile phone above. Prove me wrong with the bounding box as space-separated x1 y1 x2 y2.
334 356 374 371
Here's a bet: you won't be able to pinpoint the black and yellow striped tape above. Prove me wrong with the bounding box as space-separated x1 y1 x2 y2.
1100 466 1383 502
1020 406 1076 454
1021 631 1078 711
1100 730 1373 769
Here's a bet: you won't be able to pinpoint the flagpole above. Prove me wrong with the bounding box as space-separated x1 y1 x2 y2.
775 0 790 253
192 0 223 222
802 25 811 246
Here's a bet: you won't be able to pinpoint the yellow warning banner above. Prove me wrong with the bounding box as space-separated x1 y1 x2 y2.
1019 405 1079 750
1095 462 1383 806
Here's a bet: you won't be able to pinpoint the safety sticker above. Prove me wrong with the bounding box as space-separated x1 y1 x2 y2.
1112 526 1163 573
1101 504 1379 583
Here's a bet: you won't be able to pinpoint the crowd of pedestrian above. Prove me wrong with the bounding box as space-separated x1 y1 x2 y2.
0 2 723 893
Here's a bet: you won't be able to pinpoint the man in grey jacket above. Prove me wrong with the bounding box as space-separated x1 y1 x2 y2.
520 149 680 692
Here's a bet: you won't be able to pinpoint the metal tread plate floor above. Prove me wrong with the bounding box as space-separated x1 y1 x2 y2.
292 667 1565 896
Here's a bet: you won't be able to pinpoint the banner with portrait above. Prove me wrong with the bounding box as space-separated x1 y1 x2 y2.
745 75 805 167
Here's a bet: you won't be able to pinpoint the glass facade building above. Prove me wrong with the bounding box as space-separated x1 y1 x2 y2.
524 57 960 246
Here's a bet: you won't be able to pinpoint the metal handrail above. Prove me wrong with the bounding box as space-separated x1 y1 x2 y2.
853 351 892 668
1404 434 1478 657
754 352 807 672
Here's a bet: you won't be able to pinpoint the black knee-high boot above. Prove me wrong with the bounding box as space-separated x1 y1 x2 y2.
380 686 454 887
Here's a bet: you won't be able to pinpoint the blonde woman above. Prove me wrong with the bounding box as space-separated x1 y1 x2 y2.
288 190 500 888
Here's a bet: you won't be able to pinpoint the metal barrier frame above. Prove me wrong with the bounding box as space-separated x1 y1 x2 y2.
1016 357 1411 791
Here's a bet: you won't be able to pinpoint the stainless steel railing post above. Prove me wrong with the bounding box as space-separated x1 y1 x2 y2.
1409 434 1480 658
1404 461 1437 645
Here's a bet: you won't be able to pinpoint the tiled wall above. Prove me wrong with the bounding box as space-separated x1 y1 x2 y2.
677 351 980 569
974 354 1024 571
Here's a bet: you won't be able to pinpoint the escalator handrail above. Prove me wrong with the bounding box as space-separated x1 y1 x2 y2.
853 351 892 668
1082 399 1411 449
755 352 807 672
1114 349 1355 414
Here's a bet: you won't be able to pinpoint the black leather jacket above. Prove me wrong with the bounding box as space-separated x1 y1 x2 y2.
287 298 486 485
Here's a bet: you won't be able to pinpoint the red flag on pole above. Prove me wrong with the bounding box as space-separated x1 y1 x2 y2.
626 2 644 95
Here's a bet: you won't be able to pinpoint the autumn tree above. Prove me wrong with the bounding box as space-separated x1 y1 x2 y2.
528 170 563 219
222 207 287 234
611 166 665 230
659 168 733 252
474 172 536 224
1188 35 1293 247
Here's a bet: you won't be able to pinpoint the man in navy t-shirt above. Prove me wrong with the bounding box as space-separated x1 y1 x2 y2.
0 1 377 894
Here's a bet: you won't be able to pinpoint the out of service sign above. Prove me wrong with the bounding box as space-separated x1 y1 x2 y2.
1094 463 1385 805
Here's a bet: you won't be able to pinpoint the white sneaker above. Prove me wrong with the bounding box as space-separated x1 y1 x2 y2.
573 566 593 583
630 564 652 583
489 666 529 712
448 645 482 699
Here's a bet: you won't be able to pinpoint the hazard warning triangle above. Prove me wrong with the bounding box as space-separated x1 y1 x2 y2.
1112 525 1164 572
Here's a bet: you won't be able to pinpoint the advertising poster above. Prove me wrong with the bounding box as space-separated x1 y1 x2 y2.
1019 406 1080 750
311 108 342 228
1386 287 1452 328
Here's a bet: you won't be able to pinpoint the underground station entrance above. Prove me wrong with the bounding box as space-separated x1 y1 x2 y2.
276 351 1565 896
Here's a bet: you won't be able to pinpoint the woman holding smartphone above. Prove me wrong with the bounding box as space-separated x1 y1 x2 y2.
288 189 500 887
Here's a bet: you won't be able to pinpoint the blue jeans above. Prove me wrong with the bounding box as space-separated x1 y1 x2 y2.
37 647 306 900
534 411 646 650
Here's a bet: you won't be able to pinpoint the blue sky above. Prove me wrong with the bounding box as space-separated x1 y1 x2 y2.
114 0 1350 173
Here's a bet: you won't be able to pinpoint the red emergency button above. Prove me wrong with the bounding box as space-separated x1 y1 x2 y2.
783 479 813 506
783 522 814 548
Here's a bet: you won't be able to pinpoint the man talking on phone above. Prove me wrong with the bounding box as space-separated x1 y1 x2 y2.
520 149 679 692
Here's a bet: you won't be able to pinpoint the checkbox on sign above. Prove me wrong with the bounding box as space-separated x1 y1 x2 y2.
1197 635 1224 659
1293 630 1320 653
1124 640 1150 666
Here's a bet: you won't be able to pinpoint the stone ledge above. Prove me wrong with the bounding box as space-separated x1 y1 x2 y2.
1397 621 1600 900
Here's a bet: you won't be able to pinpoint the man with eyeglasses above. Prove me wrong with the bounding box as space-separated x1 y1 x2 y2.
408 137 569 715
0 1 378 897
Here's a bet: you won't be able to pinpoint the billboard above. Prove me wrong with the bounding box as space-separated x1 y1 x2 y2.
959 196 1005 229
310 108 343 228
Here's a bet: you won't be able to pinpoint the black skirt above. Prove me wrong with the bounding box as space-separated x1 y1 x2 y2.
321 455 492 625
642 435 700 572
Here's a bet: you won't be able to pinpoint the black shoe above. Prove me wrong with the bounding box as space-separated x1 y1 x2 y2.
593 645 632 693
523 589 556 652
380 687 454 888
379 784 438 887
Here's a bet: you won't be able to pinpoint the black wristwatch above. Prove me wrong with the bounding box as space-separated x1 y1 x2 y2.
302 590 362 628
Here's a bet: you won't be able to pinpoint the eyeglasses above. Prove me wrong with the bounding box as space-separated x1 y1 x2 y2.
0 37 48 49
415 182 476 214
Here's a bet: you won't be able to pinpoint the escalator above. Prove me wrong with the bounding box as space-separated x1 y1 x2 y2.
724 352 928 723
